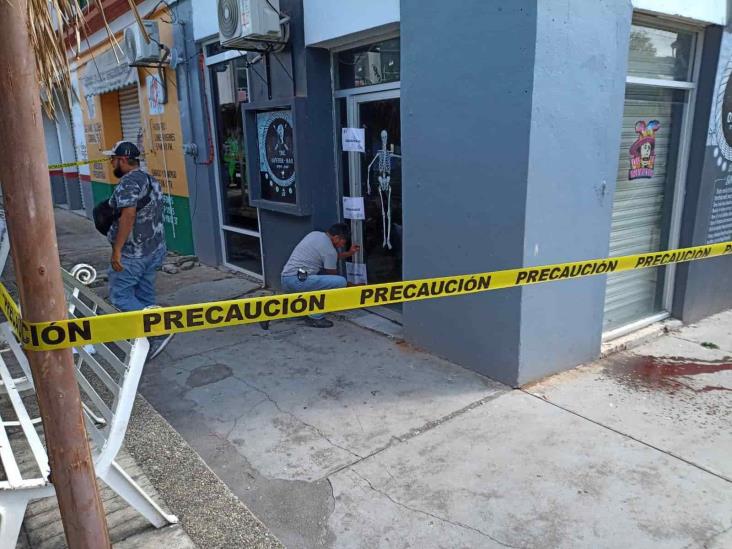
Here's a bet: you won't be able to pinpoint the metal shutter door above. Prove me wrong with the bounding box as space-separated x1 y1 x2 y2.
604 87 675 330
118 87 142 145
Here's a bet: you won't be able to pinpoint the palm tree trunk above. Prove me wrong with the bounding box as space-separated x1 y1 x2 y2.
0 1 110 547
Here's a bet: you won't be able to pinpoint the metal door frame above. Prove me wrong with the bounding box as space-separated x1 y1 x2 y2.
204 47 265 282
603 17 704 341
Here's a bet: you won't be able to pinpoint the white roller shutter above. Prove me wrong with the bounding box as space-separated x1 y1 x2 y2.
118 87 142 147
604 86 677 330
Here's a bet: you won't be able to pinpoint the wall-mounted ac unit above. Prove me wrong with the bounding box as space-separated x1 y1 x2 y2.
356 52 383 86
218 0 283 50
124 20 161 66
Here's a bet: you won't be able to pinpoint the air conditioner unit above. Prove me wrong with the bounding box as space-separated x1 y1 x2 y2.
124 20 161 66
356 52 383 86
218 0 283 50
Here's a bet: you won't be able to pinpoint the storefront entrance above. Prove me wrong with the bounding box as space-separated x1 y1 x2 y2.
604 19 700 336
206 48 263 279
335 36 402 289
343 91 402 285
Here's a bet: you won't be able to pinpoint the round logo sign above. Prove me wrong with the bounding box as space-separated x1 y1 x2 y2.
714 58 732 162
263 115 295 186
723 76 732 149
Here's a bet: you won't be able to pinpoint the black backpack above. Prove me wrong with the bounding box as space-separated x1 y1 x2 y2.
93 175 154 236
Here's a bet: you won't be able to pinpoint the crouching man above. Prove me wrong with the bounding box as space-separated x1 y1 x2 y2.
280 223 359 328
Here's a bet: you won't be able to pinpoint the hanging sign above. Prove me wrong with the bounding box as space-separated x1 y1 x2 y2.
343 196 366 220
346 262 368 285
257 109 296 204
628 120 660 180
342 127 365 153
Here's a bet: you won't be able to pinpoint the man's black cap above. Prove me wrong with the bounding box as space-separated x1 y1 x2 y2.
102 140 140 159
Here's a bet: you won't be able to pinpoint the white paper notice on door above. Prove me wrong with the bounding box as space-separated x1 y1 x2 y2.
342 127 365 152
347 262 368 285
343 196 365 220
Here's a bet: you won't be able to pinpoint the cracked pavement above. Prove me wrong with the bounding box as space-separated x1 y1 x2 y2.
140 318 504 547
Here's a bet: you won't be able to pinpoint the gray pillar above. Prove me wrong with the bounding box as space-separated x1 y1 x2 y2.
401 0 632 386
175 0 223 267
516 0 631 384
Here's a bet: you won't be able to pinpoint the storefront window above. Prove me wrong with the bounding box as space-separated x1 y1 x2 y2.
337 38 400 89
224 232 263 273
210 54 263 277
605 19 697 332
211 57 257 232
627 24 694 81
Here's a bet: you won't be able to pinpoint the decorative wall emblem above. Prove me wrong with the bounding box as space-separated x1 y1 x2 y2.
629 120 660 180
712 52 732 168
257 110 296 203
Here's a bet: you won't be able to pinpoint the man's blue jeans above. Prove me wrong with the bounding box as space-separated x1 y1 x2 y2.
281 274 346 319
108 247 166 312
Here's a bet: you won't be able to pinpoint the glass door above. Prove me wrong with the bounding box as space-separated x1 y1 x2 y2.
207 52 264 279
344 90 402 286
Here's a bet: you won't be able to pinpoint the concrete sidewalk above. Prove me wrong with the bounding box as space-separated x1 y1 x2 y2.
141 309 731 549
49 208 732 548
2 209 282 548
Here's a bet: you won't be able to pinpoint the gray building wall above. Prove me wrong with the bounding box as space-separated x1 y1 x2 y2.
401 0 632 386
401 0 536 386
247 0 339 287
673 24 732 322
518 0 632 384
181 0 337 283
43 112 66 206
54 105 85 211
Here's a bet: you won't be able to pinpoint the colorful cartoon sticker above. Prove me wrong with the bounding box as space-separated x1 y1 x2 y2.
629 120 660 180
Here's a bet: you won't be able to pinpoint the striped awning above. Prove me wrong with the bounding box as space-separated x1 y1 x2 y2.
80 47 138 96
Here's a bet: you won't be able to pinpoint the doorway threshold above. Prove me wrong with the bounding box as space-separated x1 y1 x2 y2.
340 306 403 339
601 314 682 358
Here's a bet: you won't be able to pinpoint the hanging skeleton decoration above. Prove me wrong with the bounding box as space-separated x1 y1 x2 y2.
366 130 401 249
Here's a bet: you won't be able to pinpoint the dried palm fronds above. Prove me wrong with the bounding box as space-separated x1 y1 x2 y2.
22 0 144 118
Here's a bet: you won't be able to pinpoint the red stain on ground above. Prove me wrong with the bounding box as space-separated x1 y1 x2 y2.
607 355 732 394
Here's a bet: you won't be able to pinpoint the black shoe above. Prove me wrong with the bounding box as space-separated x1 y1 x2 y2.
304 317 334 328
259 321 270 330
147 333 175 361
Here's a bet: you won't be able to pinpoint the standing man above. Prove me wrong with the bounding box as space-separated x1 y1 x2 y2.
280 223 359 328
103 141 173 359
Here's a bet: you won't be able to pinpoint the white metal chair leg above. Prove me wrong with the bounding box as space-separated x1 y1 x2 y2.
0 493 30 549
82 403 107 426
100 460 178 528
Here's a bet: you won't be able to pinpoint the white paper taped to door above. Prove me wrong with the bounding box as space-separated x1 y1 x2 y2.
347 262 368 285
343 196 366 220
342 128 365 153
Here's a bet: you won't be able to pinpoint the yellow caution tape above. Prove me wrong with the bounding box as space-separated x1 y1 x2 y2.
2 241 731 352
48 158 107 170
0 283 23 338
